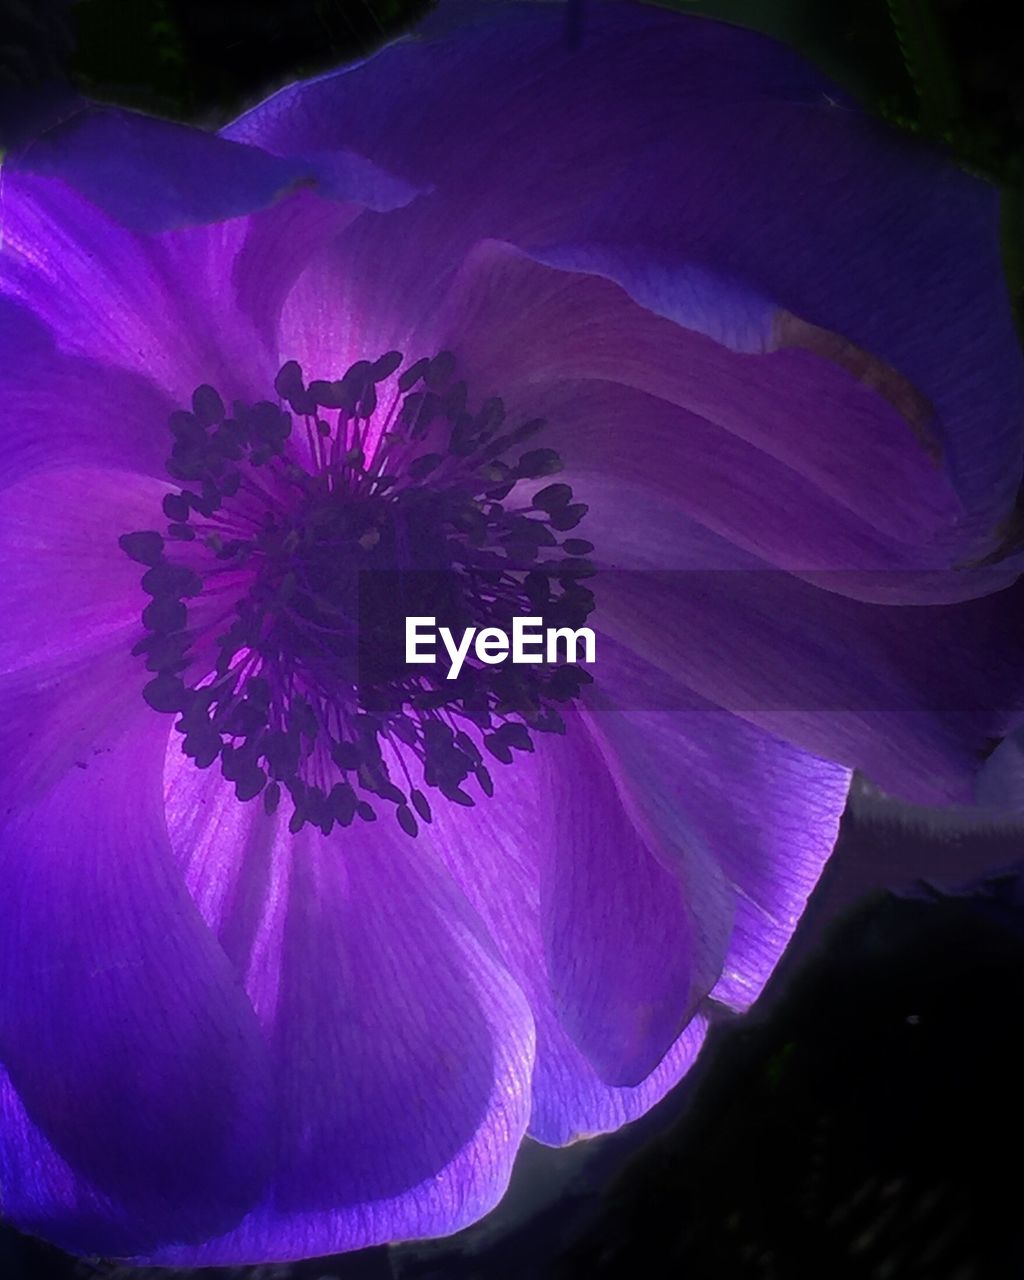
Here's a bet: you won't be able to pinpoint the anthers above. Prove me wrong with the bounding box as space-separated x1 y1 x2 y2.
120 351 596 837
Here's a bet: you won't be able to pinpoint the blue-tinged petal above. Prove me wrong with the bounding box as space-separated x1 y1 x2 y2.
0 1061 130 1257
225 0 1023 557
10 105 416 233
223 2 828 243
145 754 534 1266
977 729 1024 810
554 113 1022 543
11 106 307 231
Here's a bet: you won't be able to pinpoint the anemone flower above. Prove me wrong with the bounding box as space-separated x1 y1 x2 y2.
1 0 1022 1266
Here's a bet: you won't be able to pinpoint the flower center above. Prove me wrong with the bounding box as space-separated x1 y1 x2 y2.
120 352 595 836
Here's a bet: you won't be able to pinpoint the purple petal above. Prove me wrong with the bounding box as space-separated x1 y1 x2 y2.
0 465 166 673
269 221 429 384
418 720 728 1141
223 2 826 243
0 463 276 1253
583 639 851 1013
592 567 1024 805
1 162 418 410
0 458 168 805
230 188 364 351
226 1 1023 550
148 755 534 1265
1 172 265 402
0 711 273 1256
977 729 1024 810
532 721 731 1087
0 298 175 487
428 242 985 591
560 114 1022 542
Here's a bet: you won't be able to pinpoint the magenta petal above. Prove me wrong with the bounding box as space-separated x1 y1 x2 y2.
148 757 534 1265
0 712 273 1256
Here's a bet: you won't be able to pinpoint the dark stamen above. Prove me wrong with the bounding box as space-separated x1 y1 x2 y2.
120 353 595 835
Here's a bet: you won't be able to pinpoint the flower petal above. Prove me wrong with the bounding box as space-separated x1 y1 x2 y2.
582 638 851 1013
0 172 265 401
223 2 826 243
427 238 1021 603
0 709 274 1256
532 721 731 1087
1 159 420 409
0 455 165 805
13 106 308 231
0 464 164 674
0 454 276 1253
554 113 1023 542
0 297 175 487
148 754 535 1265
592 567 1024 804
418 718 729 1142
227 1 1023 549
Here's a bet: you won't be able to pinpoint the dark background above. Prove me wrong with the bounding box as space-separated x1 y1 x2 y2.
2 2 1024 1276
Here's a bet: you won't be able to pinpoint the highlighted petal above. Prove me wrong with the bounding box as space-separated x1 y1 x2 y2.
151 757 535 1265
422 722 729 1142
1 157 420 408
582 639 850 1013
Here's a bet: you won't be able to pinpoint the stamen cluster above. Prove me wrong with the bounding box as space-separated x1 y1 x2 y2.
120 352 596 836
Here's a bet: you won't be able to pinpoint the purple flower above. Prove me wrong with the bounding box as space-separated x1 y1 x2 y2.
1 1 1022 1265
